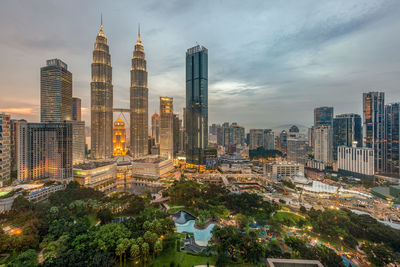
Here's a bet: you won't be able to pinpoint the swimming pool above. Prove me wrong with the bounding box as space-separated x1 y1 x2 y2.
175 220 215 246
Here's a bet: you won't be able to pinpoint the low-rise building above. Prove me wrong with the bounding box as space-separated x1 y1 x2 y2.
73 161 116 194
264 161 304 180
337 145 374 178
131 157 174 179
0 183 66 212
267 258 323 267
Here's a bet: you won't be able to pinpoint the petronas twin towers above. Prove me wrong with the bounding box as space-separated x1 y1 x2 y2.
91 22 148 159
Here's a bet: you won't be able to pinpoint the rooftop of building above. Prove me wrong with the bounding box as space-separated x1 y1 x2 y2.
133 157 167 164
266 258 323 267
74 160 115 170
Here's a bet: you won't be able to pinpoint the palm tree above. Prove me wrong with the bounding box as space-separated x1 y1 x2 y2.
116 243 125 267
130 244 140 266
154 240 163 257
141 242 150 264
121 238 131 266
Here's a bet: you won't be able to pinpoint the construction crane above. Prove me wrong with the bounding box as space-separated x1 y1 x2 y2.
331 187 341 206
277 183 288 195
298 188 304 205
386 198 393 210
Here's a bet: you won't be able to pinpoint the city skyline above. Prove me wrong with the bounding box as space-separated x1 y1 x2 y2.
1 0 400 129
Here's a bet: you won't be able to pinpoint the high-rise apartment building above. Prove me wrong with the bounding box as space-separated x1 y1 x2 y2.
264 129 275 150
217 122 245 148
385 103 400 175
249 129 264 150
313 126 333 163
10 119 18 172
173 114 181 156
91 22 113 159
113 118 127 156
279 130 288 152
40 59 72 122
363 92 385 173
185 45 208 166
0 113 11 186
72 97 82 121
151 112 160 145
287 137 307 164
160 97 174 159
314 107 334 127
130 29 148 157
333 113 362 160
17 121 72 181
68 121 85 165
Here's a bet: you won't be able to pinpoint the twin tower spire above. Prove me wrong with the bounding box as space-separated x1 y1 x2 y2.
91 16 148 159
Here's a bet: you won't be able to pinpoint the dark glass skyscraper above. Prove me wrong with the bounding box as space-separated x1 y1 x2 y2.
91 22 113 159
314 107 334 127
333 113 362 160
130 29 148 157
363 92 385 173
384 103 400 175
40 59 72 122
185 45 208 166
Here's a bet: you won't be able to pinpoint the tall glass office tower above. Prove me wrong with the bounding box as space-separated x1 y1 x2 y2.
185 45 208 166
384 103 400 175
314 107 334 127
91 21 113 159
40 59 72 122
160 97 173 159
333 113 362 160
363 92 385 173
130 29 148 157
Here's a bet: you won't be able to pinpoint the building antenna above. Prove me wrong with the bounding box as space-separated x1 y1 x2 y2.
101 13 103 29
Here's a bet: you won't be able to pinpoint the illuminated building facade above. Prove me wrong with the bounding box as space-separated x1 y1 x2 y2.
0 113 11 186
185 45 208 166
17 121 72 181
130 29 148 157
113 118 127 156
68 121 85 165
72 97 82 121
73 161 116 194
91 22 113 159
151 112 160 145
160 97 173 159
10 120 18 172
40 59 72 122
363 92 385 172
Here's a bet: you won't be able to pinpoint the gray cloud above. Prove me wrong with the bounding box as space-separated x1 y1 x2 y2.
1 0 400 131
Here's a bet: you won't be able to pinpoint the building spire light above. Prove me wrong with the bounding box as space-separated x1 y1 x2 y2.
137 23 141 43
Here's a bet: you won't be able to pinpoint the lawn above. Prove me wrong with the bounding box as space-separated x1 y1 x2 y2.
151 246 216 267
272 211 305 225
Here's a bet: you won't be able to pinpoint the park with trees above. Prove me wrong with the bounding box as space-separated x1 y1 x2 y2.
0 179 399 266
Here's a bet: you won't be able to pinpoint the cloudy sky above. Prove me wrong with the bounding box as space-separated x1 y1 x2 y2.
1 0 400 130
